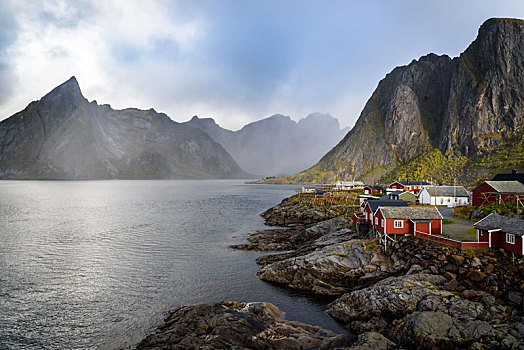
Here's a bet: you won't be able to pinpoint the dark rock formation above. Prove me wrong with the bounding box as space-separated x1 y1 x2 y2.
282 18 524 184
0 77 247 179
185 113 348 177
257 237 403 296
136 301 347 349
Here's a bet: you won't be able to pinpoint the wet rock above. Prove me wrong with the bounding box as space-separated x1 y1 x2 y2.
136 301 341 349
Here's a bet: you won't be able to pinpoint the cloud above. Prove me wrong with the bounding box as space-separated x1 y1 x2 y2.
0 2 19 105
0 0 524 130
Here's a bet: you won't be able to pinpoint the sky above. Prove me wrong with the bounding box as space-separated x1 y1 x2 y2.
0 1 523 131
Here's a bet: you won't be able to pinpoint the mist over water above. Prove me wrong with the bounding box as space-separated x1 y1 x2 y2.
0 180 346 349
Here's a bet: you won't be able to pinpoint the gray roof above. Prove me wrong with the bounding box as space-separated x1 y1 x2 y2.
365 185 384 190
379 206 443 220
474 213 524 237
424 186 469 197
483 181 524 193
365 200 408 212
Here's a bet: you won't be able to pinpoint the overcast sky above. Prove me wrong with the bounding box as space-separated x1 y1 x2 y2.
0 1 523 130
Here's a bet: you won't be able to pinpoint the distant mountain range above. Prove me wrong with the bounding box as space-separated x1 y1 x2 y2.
0 77 247 179
185 113 348 177
269 18 524 185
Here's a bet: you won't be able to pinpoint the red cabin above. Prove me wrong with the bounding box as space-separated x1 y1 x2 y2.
472 181 524 207
374 206 442 235
474 213 524 256
363 186 384 195
388 181 429 195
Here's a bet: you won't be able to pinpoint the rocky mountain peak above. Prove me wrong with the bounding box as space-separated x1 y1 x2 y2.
41 76 85 104
0 78 247 179
190 115 219 127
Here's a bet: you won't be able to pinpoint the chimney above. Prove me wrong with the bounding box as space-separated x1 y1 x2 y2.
512 169 517 175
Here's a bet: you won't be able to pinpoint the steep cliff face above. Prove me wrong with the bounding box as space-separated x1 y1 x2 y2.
442 18 524 156
284 18 524 184
185 113 348 177
0 77 247 179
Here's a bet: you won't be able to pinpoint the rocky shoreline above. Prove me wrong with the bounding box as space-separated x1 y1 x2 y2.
138 195 524 349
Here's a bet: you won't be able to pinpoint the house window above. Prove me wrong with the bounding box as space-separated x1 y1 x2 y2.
365 212 368 219
394 220 403 228
382 219 385 227
506 233 515 244
375 217 378 225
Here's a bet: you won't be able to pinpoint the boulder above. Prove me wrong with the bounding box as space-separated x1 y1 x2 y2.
451 254 465 266
468 270 487 282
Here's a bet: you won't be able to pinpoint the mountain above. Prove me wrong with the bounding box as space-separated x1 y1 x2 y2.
185 113 349 177
0 77 248 179
276 18 524 185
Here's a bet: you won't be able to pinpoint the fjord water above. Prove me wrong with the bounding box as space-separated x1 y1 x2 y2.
0 180 345 349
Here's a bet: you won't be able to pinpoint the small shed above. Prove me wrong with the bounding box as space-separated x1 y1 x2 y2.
474 213 524 256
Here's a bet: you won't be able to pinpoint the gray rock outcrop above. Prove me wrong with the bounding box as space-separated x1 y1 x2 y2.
257 238 402 295
136 301 346 349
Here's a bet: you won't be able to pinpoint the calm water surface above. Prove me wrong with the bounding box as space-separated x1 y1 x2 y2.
0 180 346 349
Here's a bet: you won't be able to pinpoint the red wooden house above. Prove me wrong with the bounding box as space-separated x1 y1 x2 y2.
388 181 429 195
363 186 384 195
471 181 524 207
373 206 443 235
474 213 524 256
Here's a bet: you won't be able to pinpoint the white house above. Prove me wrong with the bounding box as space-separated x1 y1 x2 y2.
418 186 469 207
334 181 365 190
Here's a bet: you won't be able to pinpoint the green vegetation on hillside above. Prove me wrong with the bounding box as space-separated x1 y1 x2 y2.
395 148 467 184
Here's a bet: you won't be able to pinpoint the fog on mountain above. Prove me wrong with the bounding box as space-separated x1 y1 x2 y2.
185 113 349 177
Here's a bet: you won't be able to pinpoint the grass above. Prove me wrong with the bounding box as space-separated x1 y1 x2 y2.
442 218 461 225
